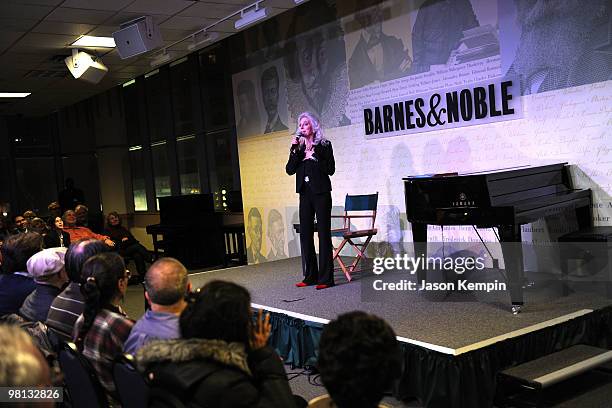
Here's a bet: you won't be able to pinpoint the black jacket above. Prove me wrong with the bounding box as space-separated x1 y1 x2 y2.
43 230 71 249
136 339 297 408
285 141 335 194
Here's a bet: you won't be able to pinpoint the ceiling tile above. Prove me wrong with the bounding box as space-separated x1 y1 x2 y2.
178 2 243 19
160 15 217 31
0 18 40 31
87 25 117 37
124 0 195 16
0 51 50 65
0 30 27 49
160 28 194 42
17 32 77 48
6 0 63 7
103 13 168 27
31 21 96 36
45 7 115 24
0 3 55 20
61 0 134 11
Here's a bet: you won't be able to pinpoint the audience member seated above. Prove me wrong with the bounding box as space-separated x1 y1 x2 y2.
105 211 151 282
136 280 298 408
0 215 11 247
23 210 37 223
0 233 42 316
0 325 53 408
75 204 104 233
29 217 49 237
46 201 62 225
62 210 114 248
44 216 71 249
315 311 402 408
13 214 29 234
46 239 108 342
124 258 190 355
19 247 68 323
73 252 134 405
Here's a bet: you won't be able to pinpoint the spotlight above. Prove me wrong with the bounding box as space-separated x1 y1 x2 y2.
64 49 108 84
235 2 267 30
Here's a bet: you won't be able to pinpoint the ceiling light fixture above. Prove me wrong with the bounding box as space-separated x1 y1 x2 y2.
65 49 108 84
187 31 220 51
71 35 116 48
235 1 267 30
0 92 31 98
150 49 173 67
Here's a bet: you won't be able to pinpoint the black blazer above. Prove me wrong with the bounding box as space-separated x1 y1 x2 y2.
43 229 71 249
286 141 335 194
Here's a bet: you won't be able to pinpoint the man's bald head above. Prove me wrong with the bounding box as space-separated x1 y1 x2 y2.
145 258 189 306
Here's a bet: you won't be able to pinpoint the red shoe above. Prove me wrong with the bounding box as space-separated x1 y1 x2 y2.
295 282 311 287
315 284 333 290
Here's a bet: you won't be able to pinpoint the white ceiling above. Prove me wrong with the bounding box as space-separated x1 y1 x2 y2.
0 0 298 116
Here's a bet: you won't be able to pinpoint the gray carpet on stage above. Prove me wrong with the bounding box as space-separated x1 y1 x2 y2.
179 257 612 351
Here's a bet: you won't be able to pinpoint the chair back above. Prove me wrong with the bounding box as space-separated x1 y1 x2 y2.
344 193 378 229
113 353 149 408
58 342 108 408
344 193 378 212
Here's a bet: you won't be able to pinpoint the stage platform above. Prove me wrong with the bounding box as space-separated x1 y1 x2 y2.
187 257 612 408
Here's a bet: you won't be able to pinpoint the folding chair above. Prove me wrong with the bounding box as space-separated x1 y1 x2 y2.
113 353 150 408
58 342 108 408
331 193 378 281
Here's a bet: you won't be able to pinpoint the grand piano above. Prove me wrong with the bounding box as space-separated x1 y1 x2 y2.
404 163 592 313
146 193 245 269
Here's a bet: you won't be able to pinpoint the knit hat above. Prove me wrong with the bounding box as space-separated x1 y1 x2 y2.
27 247 67 281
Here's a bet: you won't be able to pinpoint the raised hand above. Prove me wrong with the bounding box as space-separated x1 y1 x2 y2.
251 308 271 350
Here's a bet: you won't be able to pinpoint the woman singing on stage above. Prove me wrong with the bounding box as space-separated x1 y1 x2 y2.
286 112 335 290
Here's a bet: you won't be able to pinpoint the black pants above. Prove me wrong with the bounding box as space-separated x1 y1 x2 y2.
120 242 151 279
299 184 334 285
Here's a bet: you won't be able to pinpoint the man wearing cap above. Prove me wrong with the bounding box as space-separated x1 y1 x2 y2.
19 247 68 322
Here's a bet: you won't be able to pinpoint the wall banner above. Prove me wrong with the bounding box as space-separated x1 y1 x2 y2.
363 77 523 139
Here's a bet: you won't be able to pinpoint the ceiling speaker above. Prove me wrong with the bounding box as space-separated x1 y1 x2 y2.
113 16 163 59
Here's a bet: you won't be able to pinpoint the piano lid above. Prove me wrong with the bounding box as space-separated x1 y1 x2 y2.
404 163 568 180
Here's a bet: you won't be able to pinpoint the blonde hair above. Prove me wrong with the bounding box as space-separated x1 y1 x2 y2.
297 112 329 145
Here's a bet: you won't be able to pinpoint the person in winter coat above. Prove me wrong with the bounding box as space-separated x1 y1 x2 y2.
136 280 299 408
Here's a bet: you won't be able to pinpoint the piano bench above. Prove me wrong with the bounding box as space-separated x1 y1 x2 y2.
558 227 612 298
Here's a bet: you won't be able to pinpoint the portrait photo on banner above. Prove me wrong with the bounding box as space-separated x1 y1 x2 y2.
339 0 413 90
283 0 351 130
499 0 612 95
407 0 499 75
232 59 289 139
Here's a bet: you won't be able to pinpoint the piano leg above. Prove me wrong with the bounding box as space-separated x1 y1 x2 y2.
411 223 428 285
499 225 525 314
